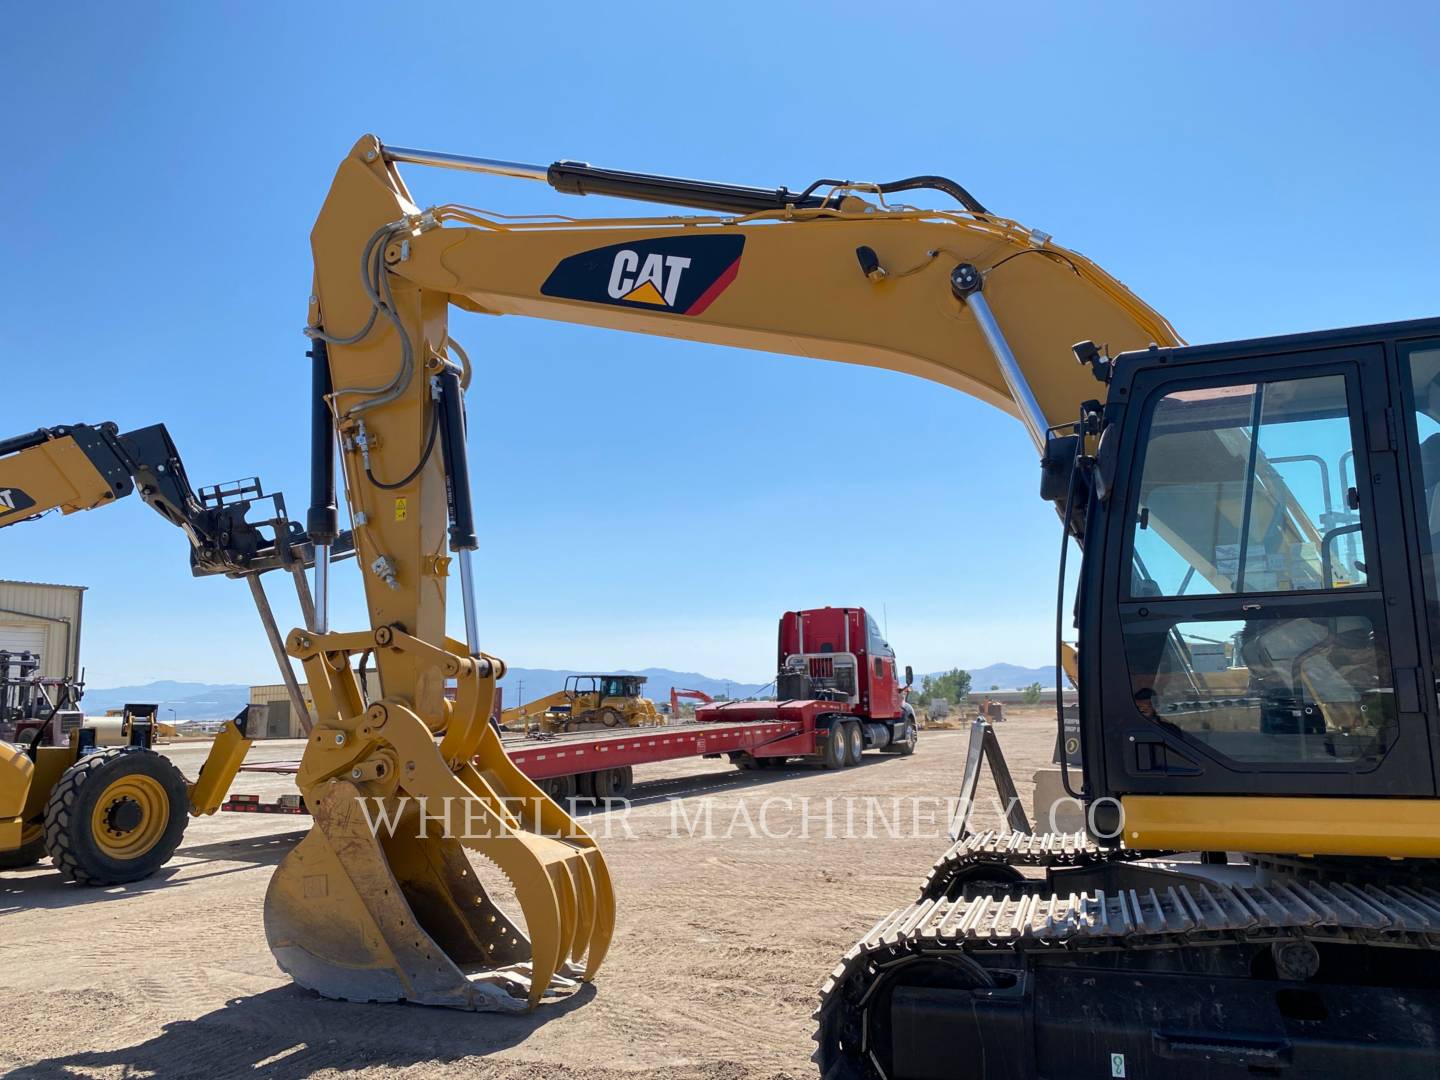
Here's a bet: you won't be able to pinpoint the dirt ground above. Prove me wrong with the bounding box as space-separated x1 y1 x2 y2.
0 711 1058 1079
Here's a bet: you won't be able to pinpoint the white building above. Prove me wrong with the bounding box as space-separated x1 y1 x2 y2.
0 579 86 681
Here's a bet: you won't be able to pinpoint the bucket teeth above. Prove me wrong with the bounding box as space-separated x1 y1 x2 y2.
264 701 615 1012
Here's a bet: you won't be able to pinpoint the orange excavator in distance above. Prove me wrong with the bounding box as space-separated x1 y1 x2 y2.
668 687 713 716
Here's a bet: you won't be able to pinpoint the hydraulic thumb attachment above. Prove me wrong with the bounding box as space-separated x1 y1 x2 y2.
265 626 614 1011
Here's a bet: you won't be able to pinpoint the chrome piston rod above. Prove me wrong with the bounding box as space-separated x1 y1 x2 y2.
381 145 547 182
312 544 330 635
950 263 1049 451
457 548 481 659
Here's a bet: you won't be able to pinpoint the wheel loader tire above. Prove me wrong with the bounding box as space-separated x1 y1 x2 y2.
844 722 864 766
0 824 45 869
43 747 189 886
821 725 848 769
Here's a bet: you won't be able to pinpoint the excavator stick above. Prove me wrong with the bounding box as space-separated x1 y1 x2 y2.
261 138 626 1013
263 626 614 1012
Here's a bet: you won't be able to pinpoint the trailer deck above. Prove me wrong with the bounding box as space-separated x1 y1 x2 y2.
220 702 858 813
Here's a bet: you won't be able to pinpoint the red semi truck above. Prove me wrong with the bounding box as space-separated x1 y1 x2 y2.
697 606 917 769
222 606 916 812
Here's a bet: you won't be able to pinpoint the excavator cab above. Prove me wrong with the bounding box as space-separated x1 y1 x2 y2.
1079 322 1440 832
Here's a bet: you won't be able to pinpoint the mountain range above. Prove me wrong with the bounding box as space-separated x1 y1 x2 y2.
80 681 252 722
81 662 1056 722
957 663 1057 691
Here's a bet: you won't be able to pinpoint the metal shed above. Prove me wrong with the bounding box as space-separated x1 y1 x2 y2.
0 579 85 681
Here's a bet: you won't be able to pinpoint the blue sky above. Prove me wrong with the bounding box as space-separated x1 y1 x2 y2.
3 3 1437 688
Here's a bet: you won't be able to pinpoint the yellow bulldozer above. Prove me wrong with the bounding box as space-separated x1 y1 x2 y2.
499 674 662 733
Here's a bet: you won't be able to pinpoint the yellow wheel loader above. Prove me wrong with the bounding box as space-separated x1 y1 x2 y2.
0 703 250 883
500 674 662 733
0 423 318 883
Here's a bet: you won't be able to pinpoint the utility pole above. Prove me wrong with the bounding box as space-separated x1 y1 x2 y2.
516 679 525 708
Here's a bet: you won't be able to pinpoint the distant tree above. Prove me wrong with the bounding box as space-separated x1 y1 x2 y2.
917 668 971 707
1021 682 1043 705
989 684 1000 692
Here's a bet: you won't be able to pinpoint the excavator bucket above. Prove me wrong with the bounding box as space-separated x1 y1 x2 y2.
264 684 614 1013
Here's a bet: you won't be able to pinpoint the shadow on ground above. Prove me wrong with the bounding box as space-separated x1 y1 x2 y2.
6 982 597 1079
0 829 307 913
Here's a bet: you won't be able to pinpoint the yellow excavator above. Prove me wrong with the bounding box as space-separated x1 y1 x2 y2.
498 674 662 733
0 422 298 882
274 136 1439 1064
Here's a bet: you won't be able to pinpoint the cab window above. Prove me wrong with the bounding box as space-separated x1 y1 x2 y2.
1130 375 1367 597
1124 612 1396 766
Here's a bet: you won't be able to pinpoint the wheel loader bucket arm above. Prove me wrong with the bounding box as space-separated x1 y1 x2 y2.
0 421 331 578
186 707 255 816
0 423 132 525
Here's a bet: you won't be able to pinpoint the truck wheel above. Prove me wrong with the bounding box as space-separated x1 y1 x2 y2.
822 725 848 769
897 721 918 756
844 722 864 766
0 823 45 869
44 747 189 886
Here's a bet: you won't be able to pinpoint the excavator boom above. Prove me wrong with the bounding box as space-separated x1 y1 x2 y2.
265 134 1178 1016
281 136 1440 1074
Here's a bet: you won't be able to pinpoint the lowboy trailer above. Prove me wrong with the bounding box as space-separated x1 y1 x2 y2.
220 606 918 812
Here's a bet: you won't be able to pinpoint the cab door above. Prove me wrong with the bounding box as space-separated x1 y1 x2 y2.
1092 343 1434 798
863 612 899 717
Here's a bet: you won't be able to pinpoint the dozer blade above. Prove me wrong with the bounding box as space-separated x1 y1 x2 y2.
264 704 614 1013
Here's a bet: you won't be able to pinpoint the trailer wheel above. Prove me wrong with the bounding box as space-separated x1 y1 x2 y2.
538 774 576 804
821 725 848 769
44 747 189 886
611 765 633 798
844 722 864 766
592 766 633 800
576 771 598 800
